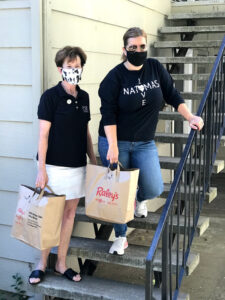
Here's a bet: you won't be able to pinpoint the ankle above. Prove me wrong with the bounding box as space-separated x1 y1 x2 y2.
55 260 66 269
36 262 46 271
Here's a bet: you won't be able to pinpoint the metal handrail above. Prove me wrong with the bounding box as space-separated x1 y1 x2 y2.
145 36 225 299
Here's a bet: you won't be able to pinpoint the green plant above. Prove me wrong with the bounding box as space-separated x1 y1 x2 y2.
11 273 29 300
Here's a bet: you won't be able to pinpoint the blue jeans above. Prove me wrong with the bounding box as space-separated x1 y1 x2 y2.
98 136 164 237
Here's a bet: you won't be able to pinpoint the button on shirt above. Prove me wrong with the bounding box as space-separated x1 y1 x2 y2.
37 82 90 167
98 58 185 141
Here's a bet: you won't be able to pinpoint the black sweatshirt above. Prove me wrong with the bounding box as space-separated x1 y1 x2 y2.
98 58 184 141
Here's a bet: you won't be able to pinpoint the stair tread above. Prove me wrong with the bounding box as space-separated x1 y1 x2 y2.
159 111 184 120
154 40 222 48
180 92 203 100
155 132 225 146
172 73 210 80
160 25 225 34
28 272 189 300
76 207 210 236
51 236 199 275
152 56 216 63
159 156 224 174
168 12 225 20
164 184 217 203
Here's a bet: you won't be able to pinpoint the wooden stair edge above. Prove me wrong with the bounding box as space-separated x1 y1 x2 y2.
51 236 200 276
75 207 210 237
28 272 189 300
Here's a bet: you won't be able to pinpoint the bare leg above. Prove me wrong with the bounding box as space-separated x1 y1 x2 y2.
55 198 81 282
29 248 51 284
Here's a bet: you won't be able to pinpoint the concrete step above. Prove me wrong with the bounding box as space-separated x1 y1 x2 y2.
28 272 189 300
160 25 225 34
155 132 225 146
75 207 210 237
159 110 184 120
159 156 224 174
180 91 203 100
172 73 210 81
168 12 225 20
51 237 199 276
154 40 222 49
153 56 216 64
163 184 217 203
159 111 225 121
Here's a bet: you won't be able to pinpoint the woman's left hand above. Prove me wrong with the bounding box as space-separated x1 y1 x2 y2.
189 115 204 131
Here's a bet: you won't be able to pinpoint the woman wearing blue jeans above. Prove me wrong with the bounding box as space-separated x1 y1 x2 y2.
98 27 204 255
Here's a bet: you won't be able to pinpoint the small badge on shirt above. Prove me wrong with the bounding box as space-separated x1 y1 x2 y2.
82 106 89 113
67 99 72 105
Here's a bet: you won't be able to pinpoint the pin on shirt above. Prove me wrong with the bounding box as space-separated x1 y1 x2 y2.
67 99 72 105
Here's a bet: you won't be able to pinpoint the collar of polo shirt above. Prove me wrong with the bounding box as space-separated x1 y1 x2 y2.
56 81 81 99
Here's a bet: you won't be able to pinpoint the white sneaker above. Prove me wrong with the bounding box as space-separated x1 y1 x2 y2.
134 200 148 218
109 237 128 255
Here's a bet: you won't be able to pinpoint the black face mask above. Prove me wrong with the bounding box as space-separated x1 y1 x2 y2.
126 51 147 66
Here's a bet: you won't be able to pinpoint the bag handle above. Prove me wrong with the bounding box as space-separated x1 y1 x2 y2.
108 161 124 171
35 185 55 199
107 161 124 179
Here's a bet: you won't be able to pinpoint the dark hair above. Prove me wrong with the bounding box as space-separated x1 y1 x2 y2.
122 27 147 61
55 46 87 67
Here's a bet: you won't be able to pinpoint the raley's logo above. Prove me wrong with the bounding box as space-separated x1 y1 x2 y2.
18 208 25 215
96 187 118 201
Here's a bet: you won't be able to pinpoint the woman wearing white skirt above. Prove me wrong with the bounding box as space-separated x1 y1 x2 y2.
29 46 96 285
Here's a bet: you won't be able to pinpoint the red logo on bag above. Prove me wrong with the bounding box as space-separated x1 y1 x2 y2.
96 187 119 202
18 208 25 215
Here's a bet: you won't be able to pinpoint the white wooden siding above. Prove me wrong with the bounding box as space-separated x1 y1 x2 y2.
45 0 171 149
0 86 33 122
0 225 39 263
0 257 35 295
0 0 42 294
0 7 31 47
0 0 171 294
0 157 35 192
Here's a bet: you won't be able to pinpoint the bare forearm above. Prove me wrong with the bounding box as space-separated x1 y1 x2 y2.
177 103 194 121
87 131 97 164
104 125 118 163
104 125 117 146
178 103 204 131
38 137 48 170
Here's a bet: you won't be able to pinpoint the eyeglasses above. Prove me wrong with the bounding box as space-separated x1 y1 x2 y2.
126 44 147 52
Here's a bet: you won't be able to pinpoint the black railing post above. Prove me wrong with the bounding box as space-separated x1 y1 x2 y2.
162 221 169 299
145 37 225 300
205 92 213 191
146 260 153 300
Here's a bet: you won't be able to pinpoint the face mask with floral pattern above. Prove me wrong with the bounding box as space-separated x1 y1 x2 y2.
61 68 82 85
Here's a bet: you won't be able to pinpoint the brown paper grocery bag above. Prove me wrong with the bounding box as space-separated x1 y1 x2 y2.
11 185 65 250
85 164 139 224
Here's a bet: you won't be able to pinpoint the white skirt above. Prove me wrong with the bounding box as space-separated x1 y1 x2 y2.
44 164 86 200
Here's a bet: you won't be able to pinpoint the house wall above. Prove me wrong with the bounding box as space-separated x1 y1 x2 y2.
0 0 171 295
0 0 42 297
43 0 171 153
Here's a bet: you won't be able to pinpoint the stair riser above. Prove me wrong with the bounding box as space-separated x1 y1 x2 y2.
51 239 199 276
153 57 216 64
154 41 221 48
160 25 225 34
168 12 225 20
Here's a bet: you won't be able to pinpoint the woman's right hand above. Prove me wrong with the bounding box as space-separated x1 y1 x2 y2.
35 169 48 189
107 144 119 164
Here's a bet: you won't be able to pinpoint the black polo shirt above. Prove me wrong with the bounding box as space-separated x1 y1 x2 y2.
37 82 90 167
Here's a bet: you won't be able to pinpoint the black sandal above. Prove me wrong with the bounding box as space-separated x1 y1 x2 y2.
55 268 82 282
28 270 45 285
